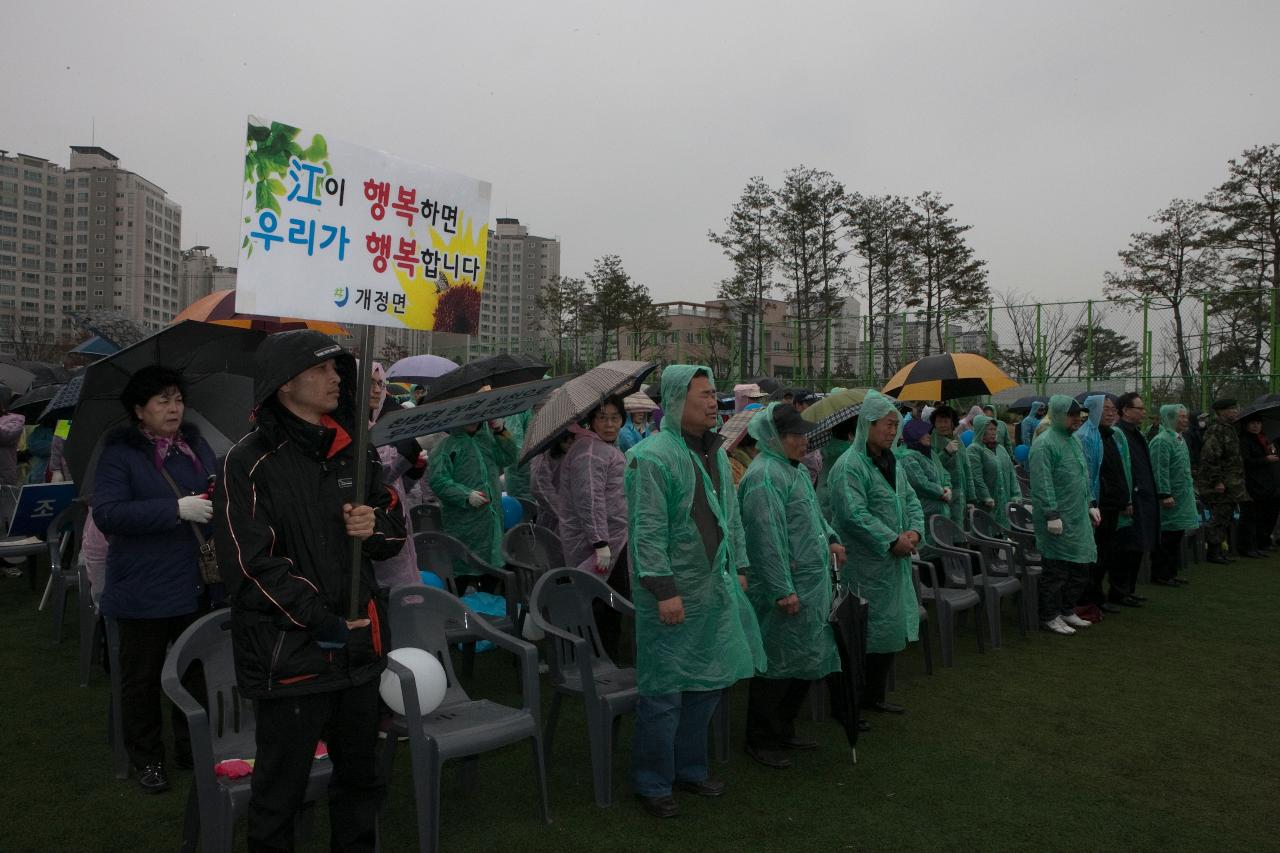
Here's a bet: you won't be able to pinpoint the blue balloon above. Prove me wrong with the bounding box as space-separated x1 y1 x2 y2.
501 494 523 531
1014 444 1030 465
961 429 974 446
419 570 446 589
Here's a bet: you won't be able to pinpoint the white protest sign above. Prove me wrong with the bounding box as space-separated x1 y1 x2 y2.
370 378 567 446
236 118 492 331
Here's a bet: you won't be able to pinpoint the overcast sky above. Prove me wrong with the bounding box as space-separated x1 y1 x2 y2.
4 0 1278 307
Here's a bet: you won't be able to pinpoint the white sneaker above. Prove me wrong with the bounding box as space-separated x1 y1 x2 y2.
1042 616 1075 635
1062 613 1092 629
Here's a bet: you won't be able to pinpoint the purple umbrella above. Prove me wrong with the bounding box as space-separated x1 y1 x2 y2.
386 354 459 388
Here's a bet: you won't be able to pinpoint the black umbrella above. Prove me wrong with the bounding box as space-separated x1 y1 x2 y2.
39 375 83 426
64 321 266 487
425 354 548 403
1007 394 1050 415
1235 399 1280 435
826 585 868 762
19 362 71 384
7 383 63 420
0 362 36 396
1073 390 1118 404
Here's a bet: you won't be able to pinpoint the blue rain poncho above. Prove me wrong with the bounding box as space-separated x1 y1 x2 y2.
1074 395 1105 502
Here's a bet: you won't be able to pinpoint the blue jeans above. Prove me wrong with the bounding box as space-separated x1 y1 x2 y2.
631 689 722 798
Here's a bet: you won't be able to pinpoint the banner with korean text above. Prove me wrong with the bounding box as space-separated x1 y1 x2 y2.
236 118 492 331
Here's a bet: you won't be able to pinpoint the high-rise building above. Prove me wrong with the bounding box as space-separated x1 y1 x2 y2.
0 145 183 356
477 217 560 357
178 246 237 308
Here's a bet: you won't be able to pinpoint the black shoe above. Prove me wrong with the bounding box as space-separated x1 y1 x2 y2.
1207 552 1231 565
1153 578 1180 587
857 719 872 732
636 794 679 818
780 736 819 751
675 778 727 797
1130 593 1149 602
137 763 170 795
1243 549 1267 558
1100 602 1123 614
865 701 906 715
1171 577 1190 585
1120 595 1144 608
744 743 792 769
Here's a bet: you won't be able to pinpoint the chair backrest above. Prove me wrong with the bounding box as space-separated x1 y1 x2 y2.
530 568 633 687
47 498 88 576
414 530 484 593
410 501 443 534
386 585 475 707
1006 501 1033 532
968 507 1006 542
162 608 255 762
502 523 566 603
515 497 538 526
929 513 969 549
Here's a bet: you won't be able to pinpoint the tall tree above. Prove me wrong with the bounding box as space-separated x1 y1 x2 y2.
1104 199 1222 387
584 255 635 362
709 177 776 376
902 191 991 353
535 274 588 373
1059 324 1140 379
620 286 669 360
772 167 822 379
847 194 914 377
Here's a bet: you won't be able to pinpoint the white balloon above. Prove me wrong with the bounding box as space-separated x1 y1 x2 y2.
379 647 448 716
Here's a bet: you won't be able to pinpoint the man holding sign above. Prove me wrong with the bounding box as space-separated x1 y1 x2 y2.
215 329 405 852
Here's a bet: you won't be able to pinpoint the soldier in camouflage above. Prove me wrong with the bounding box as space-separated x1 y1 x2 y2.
1196 398 1248 564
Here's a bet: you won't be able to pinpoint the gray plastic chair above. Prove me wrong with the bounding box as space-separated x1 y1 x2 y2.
410 501 443 533
910 560 934 675
414 531 517 677
382 585 549 853
931 514 1022 648
161 608 330 853
0 533 45 590
501 523 567 634
45 499 88 643
105 617 128 779
968 506 1036 635
78 562 104 687
515 496 539 526
914 547 985 667
1005 502 1045 565
529 568 637 807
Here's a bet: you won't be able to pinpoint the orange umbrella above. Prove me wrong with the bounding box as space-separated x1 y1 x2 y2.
173 289 348 336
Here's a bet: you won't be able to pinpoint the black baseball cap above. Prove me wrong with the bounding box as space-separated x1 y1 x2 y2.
772 404 816 436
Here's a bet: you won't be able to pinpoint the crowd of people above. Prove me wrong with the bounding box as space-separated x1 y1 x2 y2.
8 335 1279 849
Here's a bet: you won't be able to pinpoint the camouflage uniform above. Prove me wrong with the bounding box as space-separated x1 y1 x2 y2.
1196 416 1247 553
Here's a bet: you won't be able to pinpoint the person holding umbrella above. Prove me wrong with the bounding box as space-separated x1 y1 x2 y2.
827 390 924 715
367 362 422 589
1030 395 1097 635
625 364 764 818
215 330 405 852
0 382 24 489
737 403 843 769
1237 411 1280 556
930 405 973 527
1150 404 1199 584
91 365 219 794
429 415 518 574
558 394 630 658
530 431 573 532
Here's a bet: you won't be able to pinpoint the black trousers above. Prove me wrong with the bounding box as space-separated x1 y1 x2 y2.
862 652 895 707
1081 515 1118 606
117 612 202 769
1039 559 1089 622
1150 530 1185 582
745 676 813 749
1104 549 1145 602
1241 499 1280 550
248 678 384 853
1205 501 1236 551
592 549 631 664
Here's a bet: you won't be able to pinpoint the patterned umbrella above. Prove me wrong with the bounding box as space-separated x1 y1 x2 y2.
79 313 148 350
718 408 761 452
882 352 1016 402
173 289 348 336
801 388 868 451
519 360 657 464
38 374 83 425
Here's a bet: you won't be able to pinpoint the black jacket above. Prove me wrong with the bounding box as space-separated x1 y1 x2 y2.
1115 418 1158 552
215 331 406 699
1240 430 1280 501
1097 425 1131 513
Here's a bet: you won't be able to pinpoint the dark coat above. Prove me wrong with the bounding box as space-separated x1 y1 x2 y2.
216 330 406 700
1114 419 1158 553
1097 425 1131 513
92 423 217 620
1240 430 1280 501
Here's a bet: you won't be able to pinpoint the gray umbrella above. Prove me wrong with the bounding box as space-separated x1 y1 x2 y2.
519 360 657 464
0 363 36 397
77 312 149 350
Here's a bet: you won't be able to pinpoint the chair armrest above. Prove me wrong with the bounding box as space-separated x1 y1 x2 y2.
471 618 541 715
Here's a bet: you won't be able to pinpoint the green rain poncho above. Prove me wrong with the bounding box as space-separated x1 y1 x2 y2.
1029 395 1096 564
934 423 973 526
429 424 517 569
500 408 534 500
966 415 999 507
828 391 924 654
993 421 1021 527
894 434 950 544
1150 404 1199 532
737 404 841 680
625 365 765 696
816 436 851 520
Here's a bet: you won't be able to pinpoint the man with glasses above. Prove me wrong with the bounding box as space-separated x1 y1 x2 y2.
1112 393 1157 606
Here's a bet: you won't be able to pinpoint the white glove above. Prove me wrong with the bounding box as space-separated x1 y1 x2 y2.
984 498 996 508
594 545 613 575
1046 518 1064 535
946 440 960 454
941 488 952 503
467 490 489 508
177 495 213 524
1089 507 1102 525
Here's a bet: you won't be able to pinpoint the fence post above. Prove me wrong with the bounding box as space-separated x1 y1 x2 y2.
986 306 993 360
1085 299 1093 391
1035 303 1044 395
1200 296 1210 412
824 317 832 390
1271 287 1279 395
900 312 908 366
1140 298 1150 403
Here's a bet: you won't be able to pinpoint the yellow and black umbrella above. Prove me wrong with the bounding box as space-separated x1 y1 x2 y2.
882 352 1015 402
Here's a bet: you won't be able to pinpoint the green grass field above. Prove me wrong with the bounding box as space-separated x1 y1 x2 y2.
3 555 1278 852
